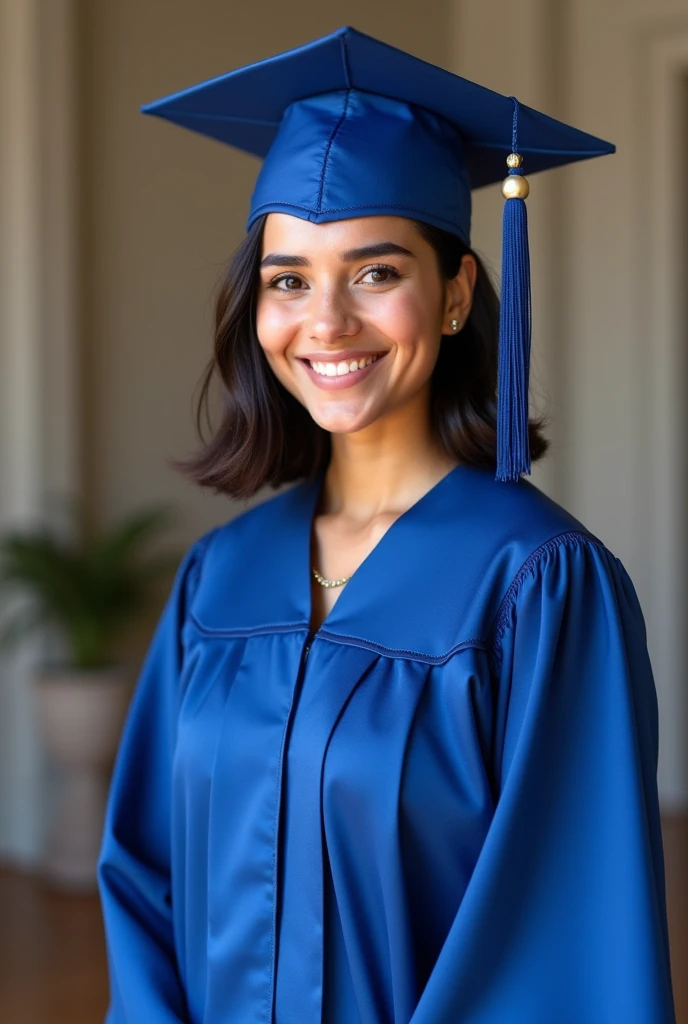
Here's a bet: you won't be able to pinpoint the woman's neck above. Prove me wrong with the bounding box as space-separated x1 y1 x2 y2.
321 402 460 520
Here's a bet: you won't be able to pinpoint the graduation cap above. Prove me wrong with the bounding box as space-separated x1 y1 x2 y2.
141 26 615 482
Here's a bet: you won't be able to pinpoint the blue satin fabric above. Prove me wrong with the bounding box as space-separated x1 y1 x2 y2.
140 25 616 232
98 464 676 1023
247 88 472 241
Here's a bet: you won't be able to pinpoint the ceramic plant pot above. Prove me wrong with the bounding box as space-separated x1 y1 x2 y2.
34 667 132 890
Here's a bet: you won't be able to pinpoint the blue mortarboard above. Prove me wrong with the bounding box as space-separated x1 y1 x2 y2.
142 26 615 482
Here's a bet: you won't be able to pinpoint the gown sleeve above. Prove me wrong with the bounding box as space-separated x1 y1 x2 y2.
411 532 677 1024
97 532 213 1023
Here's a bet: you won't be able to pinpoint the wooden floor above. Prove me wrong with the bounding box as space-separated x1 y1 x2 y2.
0 815 686 1023
0 868 108 1023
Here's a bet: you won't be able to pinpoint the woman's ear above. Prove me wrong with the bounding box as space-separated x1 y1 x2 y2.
442 253 477 335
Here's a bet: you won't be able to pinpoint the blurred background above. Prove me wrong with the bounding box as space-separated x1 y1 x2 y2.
0 0 686 1020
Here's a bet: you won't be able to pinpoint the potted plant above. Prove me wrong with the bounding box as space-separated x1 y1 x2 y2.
0 504 180 890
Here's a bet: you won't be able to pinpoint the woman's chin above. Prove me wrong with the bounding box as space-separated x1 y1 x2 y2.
308 405 379 435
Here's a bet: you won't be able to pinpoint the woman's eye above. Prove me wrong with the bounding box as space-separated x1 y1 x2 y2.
266 265 400 291
360 265 400 285
269 274 305 291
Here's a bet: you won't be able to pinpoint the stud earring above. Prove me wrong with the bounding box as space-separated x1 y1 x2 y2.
450 319 460 332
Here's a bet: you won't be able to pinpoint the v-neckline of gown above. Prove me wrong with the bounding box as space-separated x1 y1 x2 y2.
301 461 467 639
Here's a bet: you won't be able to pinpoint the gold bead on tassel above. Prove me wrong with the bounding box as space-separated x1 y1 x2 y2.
502 152 530 200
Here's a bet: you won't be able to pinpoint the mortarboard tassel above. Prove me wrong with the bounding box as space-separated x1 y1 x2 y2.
496 98 532 482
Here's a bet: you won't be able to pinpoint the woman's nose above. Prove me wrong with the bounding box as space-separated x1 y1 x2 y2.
306 287 360 343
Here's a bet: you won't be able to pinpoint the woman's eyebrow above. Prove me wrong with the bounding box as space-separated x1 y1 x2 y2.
259 241 417 270
260 253 310 269
339 242 417 262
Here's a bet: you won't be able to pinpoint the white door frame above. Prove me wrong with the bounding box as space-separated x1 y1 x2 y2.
0 0 79 864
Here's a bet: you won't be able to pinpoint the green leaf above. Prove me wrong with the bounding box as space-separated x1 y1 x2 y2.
0 502 179 668
90 506 176 574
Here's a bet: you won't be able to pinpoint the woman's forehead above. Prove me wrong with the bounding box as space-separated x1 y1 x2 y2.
260 213 423 257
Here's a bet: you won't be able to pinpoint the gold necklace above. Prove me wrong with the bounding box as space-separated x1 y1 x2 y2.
311 566 352 588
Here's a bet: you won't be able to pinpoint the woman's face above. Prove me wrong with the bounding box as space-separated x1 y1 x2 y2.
255 213 475 436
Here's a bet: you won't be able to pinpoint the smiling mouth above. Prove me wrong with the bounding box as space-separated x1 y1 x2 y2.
300 353 385 378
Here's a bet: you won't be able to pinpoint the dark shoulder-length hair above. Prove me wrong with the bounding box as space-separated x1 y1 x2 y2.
171 215 549 499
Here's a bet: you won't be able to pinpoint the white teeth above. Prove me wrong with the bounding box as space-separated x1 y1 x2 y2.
309 354 380 377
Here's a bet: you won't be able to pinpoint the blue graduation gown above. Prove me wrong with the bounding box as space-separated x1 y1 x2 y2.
98 464 676 1023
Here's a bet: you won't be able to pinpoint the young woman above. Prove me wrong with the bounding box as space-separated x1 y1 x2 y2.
98 27 677 1024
